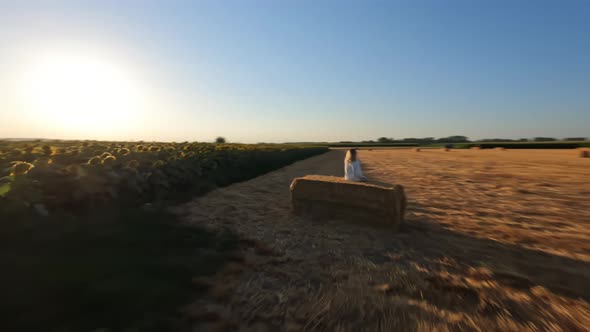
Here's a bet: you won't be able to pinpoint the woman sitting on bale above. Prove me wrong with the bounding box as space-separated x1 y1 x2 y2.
344 149 367 182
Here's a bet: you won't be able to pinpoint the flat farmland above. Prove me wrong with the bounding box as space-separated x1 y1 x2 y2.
363 148 590 261
182 149 590 331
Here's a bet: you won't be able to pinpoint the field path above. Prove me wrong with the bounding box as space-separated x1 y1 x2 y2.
180 149 590 331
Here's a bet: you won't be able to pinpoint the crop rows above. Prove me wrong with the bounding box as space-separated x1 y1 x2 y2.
0 141 327 215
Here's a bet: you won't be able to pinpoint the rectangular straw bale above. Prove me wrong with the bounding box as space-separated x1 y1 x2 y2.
290 175 406 229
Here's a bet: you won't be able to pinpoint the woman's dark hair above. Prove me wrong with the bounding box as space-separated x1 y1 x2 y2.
345 149 357 162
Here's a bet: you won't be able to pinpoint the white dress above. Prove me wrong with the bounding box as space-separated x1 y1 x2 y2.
344 160 366 181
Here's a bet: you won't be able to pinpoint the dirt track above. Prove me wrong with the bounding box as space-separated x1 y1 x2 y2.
181 149 590 331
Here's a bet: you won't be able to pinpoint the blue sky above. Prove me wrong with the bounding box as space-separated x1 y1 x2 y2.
1 0 588 142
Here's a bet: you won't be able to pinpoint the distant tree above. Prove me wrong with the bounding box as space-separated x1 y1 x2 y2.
215 137 226 144
518 138 529 142
533 137 557 142
564 137 587 141
437 136 469 143
401 138 420 143
402 137 436 144
377 137 393 143
450 135 469 142
401 137 433 144
477 138 516 142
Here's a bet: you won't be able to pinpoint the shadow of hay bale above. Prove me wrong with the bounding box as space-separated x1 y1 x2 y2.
402 202 590 302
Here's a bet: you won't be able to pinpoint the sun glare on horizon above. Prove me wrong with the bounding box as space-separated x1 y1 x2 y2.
19 52 145 137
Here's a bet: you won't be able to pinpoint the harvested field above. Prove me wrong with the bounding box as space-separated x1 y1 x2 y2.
179 149 590 331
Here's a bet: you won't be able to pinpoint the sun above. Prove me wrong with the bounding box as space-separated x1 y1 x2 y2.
19 52 145 137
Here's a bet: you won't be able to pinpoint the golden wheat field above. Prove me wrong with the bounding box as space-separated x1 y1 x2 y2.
179 149 590 331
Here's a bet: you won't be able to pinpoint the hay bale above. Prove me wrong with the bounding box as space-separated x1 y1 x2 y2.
290 175 407 230
414 148 421 152
580 150 590 158
471 146 481 150
494 147 506 151
444 148 451 152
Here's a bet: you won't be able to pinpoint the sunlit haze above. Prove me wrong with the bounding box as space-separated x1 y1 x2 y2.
1 0 589 142
19 52 145 137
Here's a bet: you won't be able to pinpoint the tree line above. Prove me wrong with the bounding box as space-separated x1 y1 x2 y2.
343 136 588 144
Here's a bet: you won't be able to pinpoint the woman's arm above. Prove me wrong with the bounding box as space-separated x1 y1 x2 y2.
355 161 367 181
